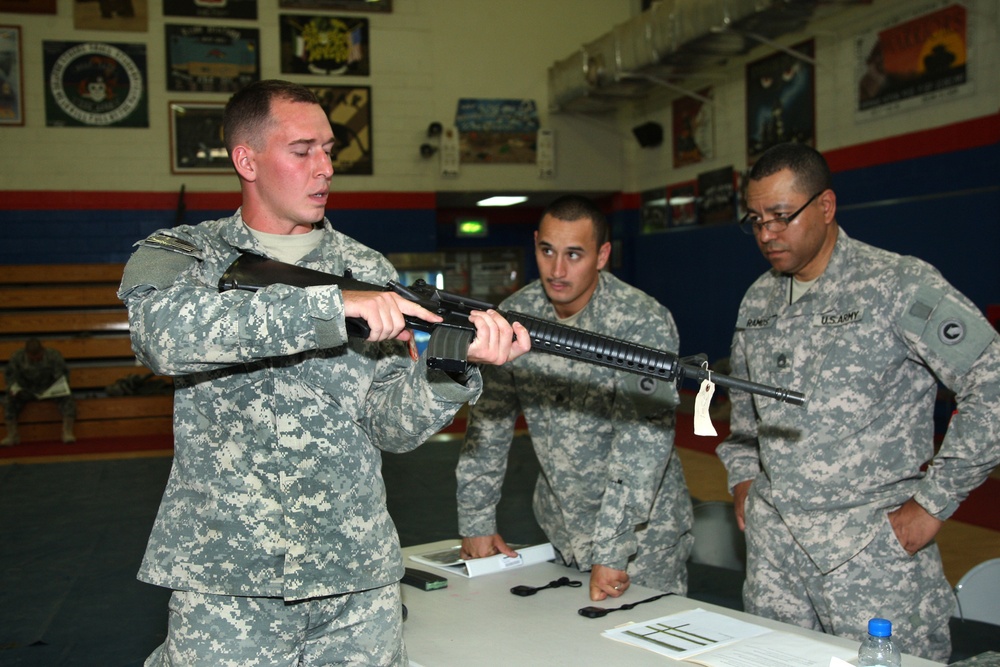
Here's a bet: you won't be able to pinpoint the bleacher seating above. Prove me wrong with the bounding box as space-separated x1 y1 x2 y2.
0 264 173 443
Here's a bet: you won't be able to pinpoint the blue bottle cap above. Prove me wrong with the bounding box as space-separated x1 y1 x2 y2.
868 618 892 637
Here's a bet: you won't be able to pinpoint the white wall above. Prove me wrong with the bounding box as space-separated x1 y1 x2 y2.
0 0 634 193
616 0 999 193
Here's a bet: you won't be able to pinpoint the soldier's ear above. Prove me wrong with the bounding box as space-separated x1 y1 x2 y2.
596 241 612 271
232 146 256 181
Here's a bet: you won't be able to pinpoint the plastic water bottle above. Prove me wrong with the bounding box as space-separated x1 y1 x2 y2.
858 618 902 667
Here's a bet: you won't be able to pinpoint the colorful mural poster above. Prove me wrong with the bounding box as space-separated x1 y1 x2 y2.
455 98 539 164
280 15 369 77
697 166 737 226
0 0 55 14
166 25 260 93
745 40 815 163
164 0 257 20
672 88 714 168
855 2 971 120
44 41 148 127
0 25 23 125
667 181 698 228
279 0 390 11
308 85 372 175
74 0 148 32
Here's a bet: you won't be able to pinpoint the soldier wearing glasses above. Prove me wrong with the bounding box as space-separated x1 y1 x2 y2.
717 142 1000 661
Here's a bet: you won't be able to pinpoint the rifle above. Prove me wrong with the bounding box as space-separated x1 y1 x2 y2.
219 253 805 406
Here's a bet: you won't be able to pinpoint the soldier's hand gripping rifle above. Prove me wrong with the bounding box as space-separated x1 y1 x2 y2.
219 253 805 406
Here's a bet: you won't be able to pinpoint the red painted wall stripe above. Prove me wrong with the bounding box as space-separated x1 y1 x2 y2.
824 111 1000 174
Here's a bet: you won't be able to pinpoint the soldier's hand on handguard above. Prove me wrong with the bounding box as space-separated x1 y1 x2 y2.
466 310 530 365
342 290 442 343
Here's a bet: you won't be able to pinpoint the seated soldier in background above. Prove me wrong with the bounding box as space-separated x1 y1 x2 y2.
2 338 76 445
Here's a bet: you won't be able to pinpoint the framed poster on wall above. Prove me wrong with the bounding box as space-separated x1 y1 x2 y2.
667 181 698 228
166 24 260 93
279 0 390 11
307 85 373 175
74 0 147 32
0 25 23 126
280 15 369 76
169 101 230 174
44 40 148 127
0 0 55 13
746 40 815 163
855 2 972 121
672 87 713 168
164 0 257 20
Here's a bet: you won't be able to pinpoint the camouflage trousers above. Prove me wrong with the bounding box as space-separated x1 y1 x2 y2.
560 530 694 595
744 492 953 662
4 392 75 421
626 529 693 595
145 583 406 667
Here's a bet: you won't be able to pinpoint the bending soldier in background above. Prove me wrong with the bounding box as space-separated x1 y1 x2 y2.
717 142 1000 661
118 79 528 667
457 195 693 601
2 338 76 445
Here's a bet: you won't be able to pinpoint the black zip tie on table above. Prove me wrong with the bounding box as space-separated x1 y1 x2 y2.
510 576 583 597
578 592 674 618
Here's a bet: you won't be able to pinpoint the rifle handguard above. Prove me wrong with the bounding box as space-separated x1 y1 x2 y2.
218 252 806 406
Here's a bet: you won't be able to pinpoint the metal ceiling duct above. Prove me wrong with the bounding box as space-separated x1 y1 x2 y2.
548 0 824 113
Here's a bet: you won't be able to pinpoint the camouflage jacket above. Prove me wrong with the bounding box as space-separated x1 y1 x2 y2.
118 210 481 600
457 272 692 572
717 229 1000 573
5 348 68 394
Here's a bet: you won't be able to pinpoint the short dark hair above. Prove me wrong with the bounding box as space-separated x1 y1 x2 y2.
542 195 610 245
747 143 832 197
223 80 320 154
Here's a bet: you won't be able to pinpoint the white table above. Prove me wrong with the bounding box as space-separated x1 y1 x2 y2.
401 540 945 667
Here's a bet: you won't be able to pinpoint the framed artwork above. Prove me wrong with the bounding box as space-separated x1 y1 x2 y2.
697 166 737 226
0 25 24 126
672 87 713 168
169 101 230 174
74 0 148 32
746 39 815 163
0 0 55 13
667 181 698 228
279 0 391 12
164 0 257 20
43 41 148 128
455 98 539 164
308 85 373 175
166 24 260 93
640 186 668 235
855 2 971 121
280 15 369 76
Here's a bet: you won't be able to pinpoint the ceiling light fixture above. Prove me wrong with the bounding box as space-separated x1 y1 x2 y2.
476 196 528 207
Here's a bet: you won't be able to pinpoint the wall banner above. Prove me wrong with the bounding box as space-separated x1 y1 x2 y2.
454 98 539 164
855 2 972 121
44 41 148 127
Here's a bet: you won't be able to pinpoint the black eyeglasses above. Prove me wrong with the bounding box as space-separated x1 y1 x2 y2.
739 190 824 236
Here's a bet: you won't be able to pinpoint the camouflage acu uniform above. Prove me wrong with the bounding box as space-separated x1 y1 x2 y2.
717 229 1000 661
4 346 76 420
119 210 483 666
457 273 693 592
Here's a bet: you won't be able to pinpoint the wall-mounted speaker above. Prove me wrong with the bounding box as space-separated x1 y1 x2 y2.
632 121 663 148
